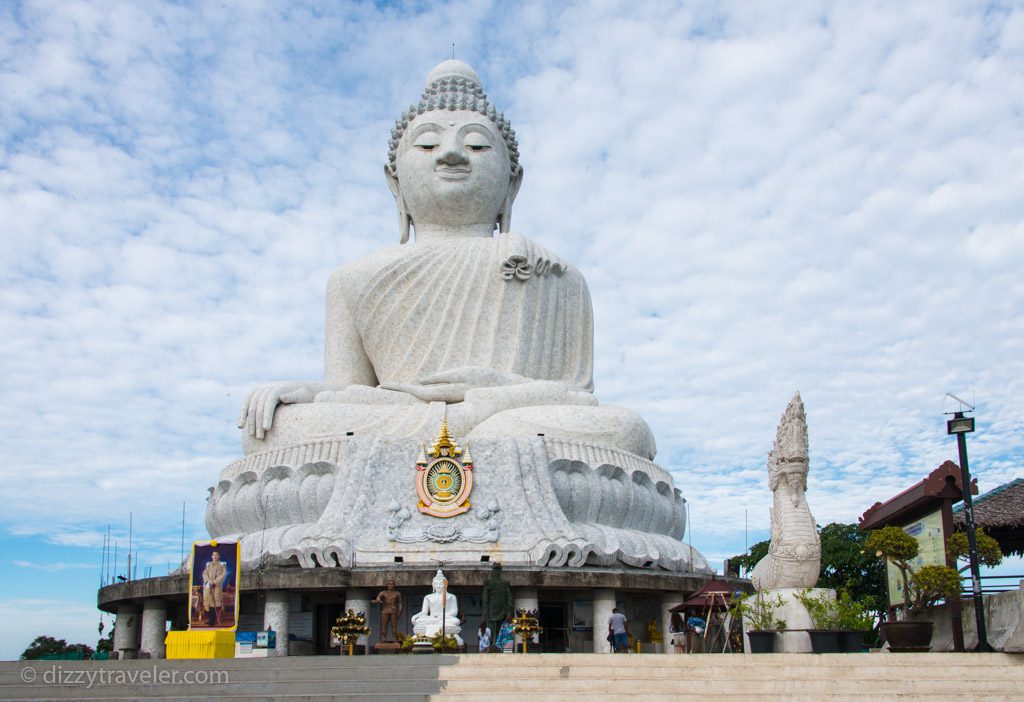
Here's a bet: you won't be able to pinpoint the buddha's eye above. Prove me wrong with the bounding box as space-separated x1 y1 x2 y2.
464 133 492 152
413 133 440 151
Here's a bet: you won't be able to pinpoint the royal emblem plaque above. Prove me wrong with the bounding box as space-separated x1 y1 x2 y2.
416 419 473 518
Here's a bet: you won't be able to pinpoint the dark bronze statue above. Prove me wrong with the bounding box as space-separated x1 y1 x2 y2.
481 563 513 651
373 579 403 642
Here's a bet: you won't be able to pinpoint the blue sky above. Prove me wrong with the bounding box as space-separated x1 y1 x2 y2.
2 0 1023 659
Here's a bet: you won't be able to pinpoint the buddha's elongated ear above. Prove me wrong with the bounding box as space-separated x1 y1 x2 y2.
385 165 412 244
498 164 524 234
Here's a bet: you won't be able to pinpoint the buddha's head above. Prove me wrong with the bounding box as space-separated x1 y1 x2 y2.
431 569 446 593
386 60 523 243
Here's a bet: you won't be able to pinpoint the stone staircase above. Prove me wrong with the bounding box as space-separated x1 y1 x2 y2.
3 653 1022 701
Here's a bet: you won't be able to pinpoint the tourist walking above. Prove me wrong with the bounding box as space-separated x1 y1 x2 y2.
608 608 629 653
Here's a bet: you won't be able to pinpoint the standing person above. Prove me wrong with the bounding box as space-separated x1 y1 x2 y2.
478 620 492 653
495 616 515 653
608 607 629 653
669 612 685 653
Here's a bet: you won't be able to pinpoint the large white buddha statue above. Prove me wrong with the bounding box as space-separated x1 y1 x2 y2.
207 61 709 575
410 569 462 643
236 59 654 461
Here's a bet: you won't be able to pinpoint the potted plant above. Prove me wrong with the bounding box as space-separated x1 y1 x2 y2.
732 592 786 653
834 591 874 653
795 589 841 653
864 526 966 651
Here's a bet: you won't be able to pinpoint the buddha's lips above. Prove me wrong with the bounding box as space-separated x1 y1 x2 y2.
436 167 470 179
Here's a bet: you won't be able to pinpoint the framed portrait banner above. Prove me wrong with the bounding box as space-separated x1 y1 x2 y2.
188 540 240 630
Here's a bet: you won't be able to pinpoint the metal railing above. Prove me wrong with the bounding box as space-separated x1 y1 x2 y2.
961 574 1023 596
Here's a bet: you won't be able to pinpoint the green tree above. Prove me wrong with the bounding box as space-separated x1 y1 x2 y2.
20 636 95 660
945 531 1003 572
726 539 768 577
727 523 887 615
97 628 114 653
817 522 886 614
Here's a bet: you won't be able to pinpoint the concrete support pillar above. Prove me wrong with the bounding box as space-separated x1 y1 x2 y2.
345 588 372 649
264 590 290 657
113 604 141 657
593 589 616 654
661 592 683 654
513 587 539 644
140 599 168 659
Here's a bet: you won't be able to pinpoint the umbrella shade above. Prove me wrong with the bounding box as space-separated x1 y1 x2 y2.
668 579 737 612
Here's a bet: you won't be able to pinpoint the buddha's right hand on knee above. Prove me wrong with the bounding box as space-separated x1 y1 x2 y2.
238 381 322 439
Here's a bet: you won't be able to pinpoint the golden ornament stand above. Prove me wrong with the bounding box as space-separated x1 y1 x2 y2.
331 609 370 656
512 608 543 654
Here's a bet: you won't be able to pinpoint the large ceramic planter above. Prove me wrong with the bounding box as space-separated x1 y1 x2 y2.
746 630 777 654
807 630 840 654
837 630 867 653
881 620 933 652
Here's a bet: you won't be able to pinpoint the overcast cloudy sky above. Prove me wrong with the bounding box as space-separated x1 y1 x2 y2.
2 0 1022 658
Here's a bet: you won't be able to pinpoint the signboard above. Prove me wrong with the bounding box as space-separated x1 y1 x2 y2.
571 600 593 631
886 510 946 608
288 611 314 641
188 540 240 630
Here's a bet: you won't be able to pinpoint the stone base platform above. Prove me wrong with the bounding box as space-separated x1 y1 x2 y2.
99 564 741 658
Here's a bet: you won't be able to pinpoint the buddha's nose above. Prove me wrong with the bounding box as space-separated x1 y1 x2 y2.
437 139 469 166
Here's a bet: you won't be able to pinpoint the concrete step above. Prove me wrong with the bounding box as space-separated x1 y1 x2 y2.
2 653 1021 701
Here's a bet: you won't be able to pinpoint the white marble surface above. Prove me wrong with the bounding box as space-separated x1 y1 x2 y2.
207 60 704 574
207 434 709 572
751 393 821 591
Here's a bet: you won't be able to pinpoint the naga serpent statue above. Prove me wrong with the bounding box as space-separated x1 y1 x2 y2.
751 393 821 590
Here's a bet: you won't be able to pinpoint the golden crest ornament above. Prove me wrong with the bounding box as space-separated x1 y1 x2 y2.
416 419 473 518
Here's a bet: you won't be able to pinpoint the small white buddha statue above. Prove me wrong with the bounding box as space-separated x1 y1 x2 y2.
410 569 462 643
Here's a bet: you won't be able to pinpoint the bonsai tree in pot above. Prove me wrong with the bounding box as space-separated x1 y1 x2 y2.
732 592 786 653
864 526 987 651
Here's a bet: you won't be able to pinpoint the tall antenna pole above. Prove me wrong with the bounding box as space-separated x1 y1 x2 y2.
105 525 111 584
687 505 694 571
180 501 186 569
127 512 133 582
113 540 118 580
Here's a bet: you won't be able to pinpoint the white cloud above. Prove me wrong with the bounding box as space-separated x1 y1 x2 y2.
0 0 1021 600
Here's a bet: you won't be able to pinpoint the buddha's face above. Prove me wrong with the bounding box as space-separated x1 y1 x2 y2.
394 110 516 231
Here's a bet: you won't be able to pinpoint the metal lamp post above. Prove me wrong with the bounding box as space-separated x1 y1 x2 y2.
947 410 991 652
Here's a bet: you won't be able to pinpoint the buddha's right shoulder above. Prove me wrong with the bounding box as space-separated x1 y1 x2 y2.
327 245 406 294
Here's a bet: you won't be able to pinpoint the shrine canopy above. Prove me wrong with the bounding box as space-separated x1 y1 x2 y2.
953 478 1024 557
669 579 736 612
859 460 974 531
